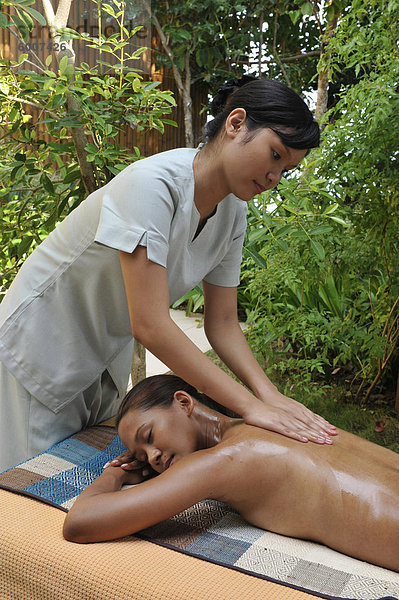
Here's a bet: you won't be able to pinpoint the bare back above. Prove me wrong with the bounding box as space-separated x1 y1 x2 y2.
212 423 399 571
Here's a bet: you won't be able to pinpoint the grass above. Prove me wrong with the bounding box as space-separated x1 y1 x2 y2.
206 349 399 453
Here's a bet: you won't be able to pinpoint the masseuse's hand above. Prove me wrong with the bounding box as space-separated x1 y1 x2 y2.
244 392 337 444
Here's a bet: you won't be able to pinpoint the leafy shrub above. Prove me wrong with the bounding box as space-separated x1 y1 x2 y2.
240 165 396 402
0 0 176 299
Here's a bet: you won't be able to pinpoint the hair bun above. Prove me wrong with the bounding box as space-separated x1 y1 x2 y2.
210 75 258 117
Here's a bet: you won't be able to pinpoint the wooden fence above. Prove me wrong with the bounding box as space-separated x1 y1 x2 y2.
0 0 208 154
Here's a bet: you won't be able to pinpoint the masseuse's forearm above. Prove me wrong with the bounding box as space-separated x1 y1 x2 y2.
119 248 260 418
134 315 262 418
204 317 281 402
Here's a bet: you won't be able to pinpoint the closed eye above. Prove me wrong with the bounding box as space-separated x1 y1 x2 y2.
147 428 153 443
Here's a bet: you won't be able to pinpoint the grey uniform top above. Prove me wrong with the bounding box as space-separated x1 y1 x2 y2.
0 148 248 413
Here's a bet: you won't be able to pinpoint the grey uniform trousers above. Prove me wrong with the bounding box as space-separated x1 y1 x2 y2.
0 362 120 472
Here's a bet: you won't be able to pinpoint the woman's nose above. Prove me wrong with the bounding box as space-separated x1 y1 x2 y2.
147 446 161 467
266 171 281 188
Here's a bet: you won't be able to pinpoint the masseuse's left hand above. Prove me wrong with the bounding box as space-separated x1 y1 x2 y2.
244 391 337 444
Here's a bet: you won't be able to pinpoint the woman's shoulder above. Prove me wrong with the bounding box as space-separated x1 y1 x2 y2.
131 147 199 179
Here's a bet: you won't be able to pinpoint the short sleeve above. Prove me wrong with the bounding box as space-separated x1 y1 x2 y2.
94 162 176 268
203 210 247 287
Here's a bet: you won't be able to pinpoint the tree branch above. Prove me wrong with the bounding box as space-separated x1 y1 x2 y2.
243 50 321 66
7 96 60 120
281 50 320 63
141 0 185 97
315 13 339 123
142 0 194 146
273 11 290 86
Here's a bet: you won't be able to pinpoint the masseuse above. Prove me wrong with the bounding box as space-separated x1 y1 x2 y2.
0 78 336 472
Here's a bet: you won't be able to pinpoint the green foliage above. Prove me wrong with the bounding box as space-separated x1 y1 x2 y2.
151 0 322 94
172 285 205 316
315 0 399 399
236 0 398 406
0 0 176 299
239 162 396 401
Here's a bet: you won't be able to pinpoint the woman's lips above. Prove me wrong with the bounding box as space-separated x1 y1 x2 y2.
254 181 266 195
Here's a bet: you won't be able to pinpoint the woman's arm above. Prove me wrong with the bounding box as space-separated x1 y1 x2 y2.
63 450 224 543
119 247 334 443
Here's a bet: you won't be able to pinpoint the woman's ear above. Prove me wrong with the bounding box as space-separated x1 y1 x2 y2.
225 108 247 138
173 391 195 416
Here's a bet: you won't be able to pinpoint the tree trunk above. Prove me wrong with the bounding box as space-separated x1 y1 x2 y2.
315 13 339 125
143 0 194 147
182 51 194 147
41 0 98 195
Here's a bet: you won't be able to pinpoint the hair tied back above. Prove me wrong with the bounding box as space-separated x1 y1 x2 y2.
210 75 258 117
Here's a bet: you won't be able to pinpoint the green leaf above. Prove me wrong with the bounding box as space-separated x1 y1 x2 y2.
243 247 267 269
161 119 178 127
178 29 192 40
58 55 69 74
289 10 301 24
57 26 81 40
63 169 81 184
40 173 55 194
11 14 30 41
326 4 336 21
328 215 348 227
276 239 289 253
300 2 313 16
310 225 333 235
22 6 47 26
0 14 10 28
310 239 325 261
275 224 293 238
323 203 339 215
143 81 161 91
15 8 34 31
132 78 142 93
0 80 10 95
17 235 34 258
318 276 343 317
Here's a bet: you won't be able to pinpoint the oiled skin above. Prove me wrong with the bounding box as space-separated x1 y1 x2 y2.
64 414 399 572
215 423 399 571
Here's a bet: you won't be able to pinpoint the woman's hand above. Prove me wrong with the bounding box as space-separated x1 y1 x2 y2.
103 451 139 470
243 392 337 444
103 451 152 476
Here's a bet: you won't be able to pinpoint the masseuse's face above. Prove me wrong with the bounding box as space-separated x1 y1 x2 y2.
221 112 308 202
118 395 198 474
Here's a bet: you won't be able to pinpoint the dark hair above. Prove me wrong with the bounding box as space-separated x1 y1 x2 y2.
205 77 320 150
116 374 228 429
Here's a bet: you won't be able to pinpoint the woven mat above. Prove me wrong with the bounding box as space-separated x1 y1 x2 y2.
1 426 398 600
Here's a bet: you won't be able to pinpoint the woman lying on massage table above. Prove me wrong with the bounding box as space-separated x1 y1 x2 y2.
63 374 399 572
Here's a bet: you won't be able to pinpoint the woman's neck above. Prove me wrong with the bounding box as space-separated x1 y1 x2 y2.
193 143 230 218
192 403 242 449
